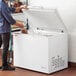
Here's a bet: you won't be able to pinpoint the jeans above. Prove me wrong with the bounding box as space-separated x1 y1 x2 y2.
0 33 10 66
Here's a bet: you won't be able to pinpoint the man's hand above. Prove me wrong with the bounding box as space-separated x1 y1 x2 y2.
21 28 28 34
14 22 28 34
20 5 28 9
15 7 21 13
14 22 24 28
15 5 28 13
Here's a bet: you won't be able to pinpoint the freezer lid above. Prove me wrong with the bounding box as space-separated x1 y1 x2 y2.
23 8 67 33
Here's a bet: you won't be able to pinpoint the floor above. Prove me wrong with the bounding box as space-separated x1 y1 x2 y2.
0 50 76 76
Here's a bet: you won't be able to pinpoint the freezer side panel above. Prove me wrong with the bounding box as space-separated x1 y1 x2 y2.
48 33 68 73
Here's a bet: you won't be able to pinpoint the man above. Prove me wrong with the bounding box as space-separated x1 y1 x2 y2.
0 0 27 71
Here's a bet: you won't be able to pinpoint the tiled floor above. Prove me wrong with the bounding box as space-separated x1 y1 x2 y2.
0 50 76 76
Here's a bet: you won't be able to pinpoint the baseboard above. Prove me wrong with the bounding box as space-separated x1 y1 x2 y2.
68 62 76 67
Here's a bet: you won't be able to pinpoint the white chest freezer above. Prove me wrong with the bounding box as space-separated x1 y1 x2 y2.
13 8 68 74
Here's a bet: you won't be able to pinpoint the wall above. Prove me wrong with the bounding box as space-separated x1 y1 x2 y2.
20 0 76 62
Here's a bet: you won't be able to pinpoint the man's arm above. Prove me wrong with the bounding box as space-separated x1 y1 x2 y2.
1 2 24 28
9 7 15 13
13 5 28 13
9 7 21 13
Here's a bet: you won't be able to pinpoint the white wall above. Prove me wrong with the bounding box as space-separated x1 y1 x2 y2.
21 0 76 62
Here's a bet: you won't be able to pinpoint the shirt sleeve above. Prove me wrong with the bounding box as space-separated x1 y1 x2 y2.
1 3 16 25
9 7 15 13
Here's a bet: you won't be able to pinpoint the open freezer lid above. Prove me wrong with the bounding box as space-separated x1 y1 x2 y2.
23 8 67 33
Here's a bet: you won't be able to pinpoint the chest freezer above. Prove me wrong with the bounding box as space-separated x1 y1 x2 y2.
13 8 68 74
